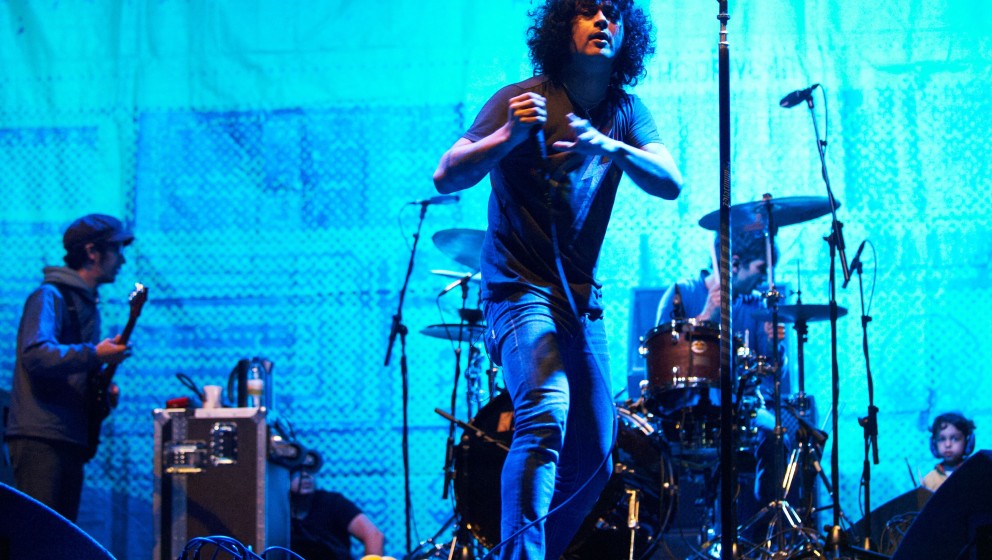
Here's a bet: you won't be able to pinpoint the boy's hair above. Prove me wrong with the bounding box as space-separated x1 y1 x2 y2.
930 412 976 459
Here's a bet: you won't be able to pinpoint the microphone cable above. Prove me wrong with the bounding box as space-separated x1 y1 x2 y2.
480 118 619 560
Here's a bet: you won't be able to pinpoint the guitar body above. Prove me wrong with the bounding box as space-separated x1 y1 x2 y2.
85 283 147 460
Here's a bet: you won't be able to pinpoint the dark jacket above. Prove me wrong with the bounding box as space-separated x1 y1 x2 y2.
6 266 102 447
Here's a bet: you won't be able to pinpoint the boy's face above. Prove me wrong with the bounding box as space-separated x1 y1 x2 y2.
935 423 967 464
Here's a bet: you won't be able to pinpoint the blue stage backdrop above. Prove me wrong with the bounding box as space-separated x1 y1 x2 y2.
0 1 990 558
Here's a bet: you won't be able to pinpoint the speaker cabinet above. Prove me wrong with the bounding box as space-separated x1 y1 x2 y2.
153 407 289 560
891 450 992 560
0 482 115 560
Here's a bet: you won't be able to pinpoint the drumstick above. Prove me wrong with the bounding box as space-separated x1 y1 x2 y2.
710 238 721 285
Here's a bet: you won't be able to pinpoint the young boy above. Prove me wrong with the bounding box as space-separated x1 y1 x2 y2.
922 412 976 492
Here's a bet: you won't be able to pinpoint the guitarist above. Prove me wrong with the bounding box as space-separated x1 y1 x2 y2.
5 214 133 522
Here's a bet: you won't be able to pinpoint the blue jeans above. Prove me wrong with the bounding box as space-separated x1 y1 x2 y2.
484 294 614 560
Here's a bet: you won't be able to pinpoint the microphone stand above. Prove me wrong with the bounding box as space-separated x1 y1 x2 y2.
716 2 737 558
850 246 878 551
384 202 430 553
802 88 850 557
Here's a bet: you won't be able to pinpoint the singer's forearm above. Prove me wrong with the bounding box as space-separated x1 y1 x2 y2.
433 126 522 193
611 142 683 200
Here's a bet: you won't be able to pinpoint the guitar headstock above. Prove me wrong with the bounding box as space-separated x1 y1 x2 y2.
129 282 149 316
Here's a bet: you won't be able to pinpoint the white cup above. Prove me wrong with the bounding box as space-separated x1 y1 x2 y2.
202 385 223 409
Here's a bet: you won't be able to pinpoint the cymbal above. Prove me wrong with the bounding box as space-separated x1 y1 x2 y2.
420 323 487 341
754 303 848 323
433 228 485 271
697 196 840 231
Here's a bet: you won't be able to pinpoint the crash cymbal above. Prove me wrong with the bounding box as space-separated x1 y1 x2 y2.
433 228 485 271
421 323 487 341
755 303 847 323
698 196 840 231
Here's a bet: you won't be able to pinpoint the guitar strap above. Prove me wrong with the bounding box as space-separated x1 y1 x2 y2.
46 282 84 345
47 282 104 458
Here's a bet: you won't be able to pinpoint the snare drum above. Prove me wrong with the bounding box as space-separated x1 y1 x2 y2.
639 321 720 414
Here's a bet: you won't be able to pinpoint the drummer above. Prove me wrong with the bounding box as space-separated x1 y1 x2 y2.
654 227 776 374
654 228 792 530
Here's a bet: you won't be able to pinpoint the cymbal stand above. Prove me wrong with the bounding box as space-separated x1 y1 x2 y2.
442 281 473 501
737 447 820 559
384 201 432 553
788 413 857 533
789 316 817 522
758 196 809 555
788 266 816 522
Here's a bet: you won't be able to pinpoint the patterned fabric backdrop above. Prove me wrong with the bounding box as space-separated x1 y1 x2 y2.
0 1 990 559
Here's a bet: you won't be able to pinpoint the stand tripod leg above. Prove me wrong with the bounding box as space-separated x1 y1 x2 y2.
734 445 825 559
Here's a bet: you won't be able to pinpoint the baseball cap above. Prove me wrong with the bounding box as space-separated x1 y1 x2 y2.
63 214 134 251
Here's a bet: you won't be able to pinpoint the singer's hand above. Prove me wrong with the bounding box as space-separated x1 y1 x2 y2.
504 92 547 145
552 113 618 157
433 92 547 193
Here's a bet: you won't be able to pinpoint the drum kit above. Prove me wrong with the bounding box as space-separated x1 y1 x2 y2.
411 195 849 560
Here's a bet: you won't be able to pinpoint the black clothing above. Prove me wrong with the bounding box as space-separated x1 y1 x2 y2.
291 490 363 560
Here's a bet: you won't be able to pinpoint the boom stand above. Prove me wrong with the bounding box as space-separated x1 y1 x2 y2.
850 248 879 551
800 89 852 557
384 202 431 553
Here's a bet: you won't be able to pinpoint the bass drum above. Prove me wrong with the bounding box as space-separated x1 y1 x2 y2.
454 392 676 560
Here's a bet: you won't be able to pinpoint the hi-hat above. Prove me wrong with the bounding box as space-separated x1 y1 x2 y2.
433 228 485 271
698 196 840 231
755 303 847 323
420 323 487 341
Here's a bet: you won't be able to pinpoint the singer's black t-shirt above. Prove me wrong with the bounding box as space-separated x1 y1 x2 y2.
462 75 662 312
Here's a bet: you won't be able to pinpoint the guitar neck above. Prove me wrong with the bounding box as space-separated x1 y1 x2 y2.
118 314 139 345
100 284 147 380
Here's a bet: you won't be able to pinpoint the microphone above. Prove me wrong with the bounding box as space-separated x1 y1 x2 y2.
842 240 867 289
779 84 820 108
532 125 547 161
438 273 474 297
409 195 459 206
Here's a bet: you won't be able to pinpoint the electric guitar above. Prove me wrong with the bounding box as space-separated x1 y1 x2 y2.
86 282 148 459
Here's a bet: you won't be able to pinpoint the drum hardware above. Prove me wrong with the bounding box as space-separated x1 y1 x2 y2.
680 193 845 558
640 321 765 470
625 489 640 560
757 297 848 529
434 407 510 452
428 230 492 512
